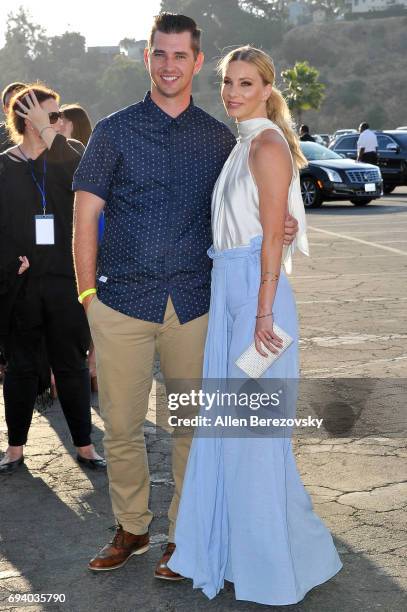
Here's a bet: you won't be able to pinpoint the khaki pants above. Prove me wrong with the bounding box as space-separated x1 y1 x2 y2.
87 295 208 541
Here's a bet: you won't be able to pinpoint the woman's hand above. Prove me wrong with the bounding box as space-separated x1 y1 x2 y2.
254 314 283 357
15 90 52 134
17 256 30 275
283 214 298 246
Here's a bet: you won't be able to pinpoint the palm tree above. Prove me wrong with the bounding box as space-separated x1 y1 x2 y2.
281 61 325 125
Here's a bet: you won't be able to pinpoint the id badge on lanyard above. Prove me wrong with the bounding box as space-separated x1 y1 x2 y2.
35 214 55 244
27 156 55 245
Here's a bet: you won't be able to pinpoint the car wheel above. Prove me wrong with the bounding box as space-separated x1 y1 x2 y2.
300 177 323 208
350 198 372 206
383 184 395 194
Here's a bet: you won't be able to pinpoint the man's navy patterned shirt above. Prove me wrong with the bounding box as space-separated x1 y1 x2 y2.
73 92 236 323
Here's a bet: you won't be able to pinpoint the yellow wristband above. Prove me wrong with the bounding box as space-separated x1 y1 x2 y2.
78 288 96 304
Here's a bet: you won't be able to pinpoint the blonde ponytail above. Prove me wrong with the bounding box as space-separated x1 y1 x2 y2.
218 45 307 171
266 87 307 171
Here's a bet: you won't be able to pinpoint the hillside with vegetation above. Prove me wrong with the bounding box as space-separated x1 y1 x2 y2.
0 7 405 134
194 15 407 133
278 16 407 131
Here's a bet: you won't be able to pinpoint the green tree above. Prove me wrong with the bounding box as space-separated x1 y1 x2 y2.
4 6 48 59
312 0 347 18
281 60 325 124
99 55 149 116
0 7 49 84
49 32 86 63
240 0 287 21
119 37 138 51
160 0 286 58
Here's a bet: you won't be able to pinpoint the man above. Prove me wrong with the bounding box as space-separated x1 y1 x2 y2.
299 124 315 142
357 122 378 164
73 13 298 579
0 82 26 152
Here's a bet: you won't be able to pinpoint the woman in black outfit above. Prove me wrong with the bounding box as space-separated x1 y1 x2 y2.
0 85 106 473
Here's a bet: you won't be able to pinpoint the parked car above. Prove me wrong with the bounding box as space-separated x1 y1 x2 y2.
331 128 357 144
329 130 407 193
313 133 331 147
396 126 407 130
312 134 324 145
299 141 383 208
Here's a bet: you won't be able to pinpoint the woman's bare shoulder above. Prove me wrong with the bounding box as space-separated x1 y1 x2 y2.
251 128 291 170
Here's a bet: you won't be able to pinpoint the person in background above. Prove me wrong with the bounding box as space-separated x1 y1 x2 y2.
299 124 315 142
60 104 92 146
0 83 27 381
59 103 98 392
60 103 104 246
0 82 26 153
0 84 106 474
357 122 378 164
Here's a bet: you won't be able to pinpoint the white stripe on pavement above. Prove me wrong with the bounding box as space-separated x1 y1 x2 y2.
307 225 407 255
297 297 407 304
300 333 407 347
293 272 407 279
305 254 406 259
308 230 407 235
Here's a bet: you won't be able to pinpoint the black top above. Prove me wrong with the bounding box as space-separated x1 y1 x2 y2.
0 134 84 277
0 134 84 338
300 133 315 142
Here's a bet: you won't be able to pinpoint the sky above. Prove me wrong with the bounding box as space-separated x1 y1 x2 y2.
0 1 162 47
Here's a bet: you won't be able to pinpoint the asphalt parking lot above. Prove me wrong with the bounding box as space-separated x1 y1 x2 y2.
0 189 406 612
294 187 407 377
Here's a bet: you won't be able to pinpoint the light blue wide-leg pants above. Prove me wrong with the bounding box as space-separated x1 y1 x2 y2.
169 236 342 605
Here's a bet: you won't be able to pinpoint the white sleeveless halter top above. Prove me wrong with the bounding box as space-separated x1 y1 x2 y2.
211 117 309 273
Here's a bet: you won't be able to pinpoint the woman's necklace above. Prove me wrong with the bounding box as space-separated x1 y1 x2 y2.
18 144 46 161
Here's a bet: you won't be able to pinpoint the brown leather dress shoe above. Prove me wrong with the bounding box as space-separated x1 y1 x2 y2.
88 525 149 571
154 542 184 581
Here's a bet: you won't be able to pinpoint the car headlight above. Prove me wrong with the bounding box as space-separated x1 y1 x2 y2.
324 168 343 183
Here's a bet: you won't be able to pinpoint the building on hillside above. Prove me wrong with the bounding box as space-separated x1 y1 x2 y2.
288 1 311 25
287 1 330 25
346 0 407 13
120 40 147 61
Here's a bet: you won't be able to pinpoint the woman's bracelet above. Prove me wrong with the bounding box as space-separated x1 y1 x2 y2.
255 312 273 319
261 272 279 283
39 125 55 138
261 277 279 284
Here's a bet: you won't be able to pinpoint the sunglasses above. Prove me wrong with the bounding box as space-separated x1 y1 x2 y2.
48 111 63 124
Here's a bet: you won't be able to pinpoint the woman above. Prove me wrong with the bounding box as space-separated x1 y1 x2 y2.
0 85 105 473
60 104 92 146
59 102 99 393
168 47 342 605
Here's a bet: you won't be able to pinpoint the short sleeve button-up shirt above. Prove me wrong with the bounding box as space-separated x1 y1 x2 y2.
73 92 236 324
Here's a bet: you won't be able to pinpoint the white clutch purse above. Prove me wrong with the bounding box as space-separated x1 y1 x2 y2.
235 324 293 378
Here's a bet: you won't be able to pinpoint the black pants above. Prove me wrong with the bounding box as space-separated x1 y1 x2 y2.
3 275 92 447
360 151 378 165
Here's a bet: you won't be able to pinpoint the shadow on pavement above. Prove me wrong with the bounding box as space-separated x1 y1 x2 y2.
0 422 406 612
39 398 105 474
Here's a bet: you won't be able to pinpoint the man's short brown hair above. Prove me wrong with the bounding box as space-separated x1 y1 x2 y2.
148 13 201 58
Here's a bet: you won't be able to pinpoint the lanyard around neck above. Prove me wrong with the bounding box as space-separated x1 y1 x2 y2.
18 146 47 215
